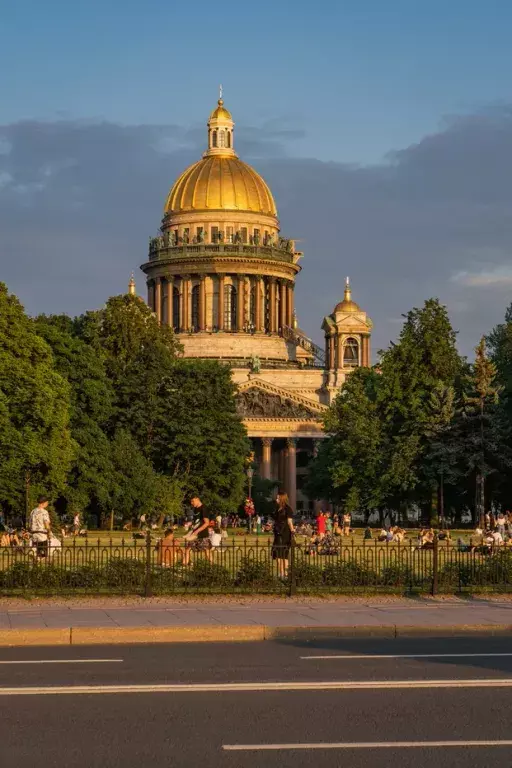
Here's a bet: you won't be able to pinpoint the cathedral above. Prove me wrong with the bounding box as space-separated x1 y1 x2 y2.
139 95 373 512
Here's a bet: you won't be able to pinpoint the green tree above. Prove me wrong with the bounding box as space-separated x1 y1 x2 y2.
34 314 115 517
377 298 463 519
108 430 182 528
0 284 75 516
422 383 461 524
459 338 507 525
487 303 512 507
321 368 386 516
77 294 182 452
153 360 250 514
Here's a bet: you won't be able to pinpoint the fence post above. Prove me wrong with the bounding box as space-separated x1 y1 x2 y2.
144 530 153 598
288 535 296 597
431 534 439 596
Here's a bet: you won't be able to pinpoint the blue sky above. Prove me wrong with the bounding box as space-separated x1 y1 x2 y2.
2 0 511 163
1 0 512 355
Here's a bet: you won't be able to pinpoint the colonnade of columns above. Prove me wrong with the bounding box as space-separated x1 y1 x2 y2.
259 437 299 510
147 274 295 334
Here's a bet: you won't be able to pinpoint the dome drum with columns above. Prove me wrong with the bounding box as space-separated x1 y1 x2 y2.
139 94 373 512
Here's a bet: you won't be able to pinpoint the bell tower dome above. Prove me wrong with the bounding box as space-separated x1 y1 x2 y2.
322 277 373 395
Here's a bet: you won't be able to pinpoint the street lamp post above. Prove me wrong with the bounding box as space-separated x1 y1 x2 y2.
246 466 254 533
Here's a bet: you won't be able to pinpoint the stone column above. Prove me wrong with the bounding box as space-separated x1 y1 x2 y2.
280 444 288 490
155 277 162 324
254 276 263 332
269 279 277 334
337 335 343 369
287 438 297 510
329 334 336 370
218 274 225 330
362 335 370 366
182 275 190 331
261 438 273 480
166 277 174 327
237 274 245 331
199 275 206 331
279 280 287 331
286 283 294 327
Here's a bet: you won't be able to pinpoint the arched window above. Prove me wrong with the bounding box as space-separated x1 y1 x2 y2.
343 337 359 367
212 130 218 148
227 131 231 148
172 286 180 330
219 130 226 148
191 285 200 331
224 285 237 331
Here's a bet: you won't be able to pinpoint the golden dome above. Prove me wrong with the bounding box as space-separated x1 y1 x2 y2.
210 98 232 121
165 155 277 216
335 299 361 312
334 278 361 312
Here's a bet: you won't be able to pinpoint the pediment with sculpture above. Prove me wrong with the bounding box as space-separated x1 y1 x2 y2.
236 385 322 420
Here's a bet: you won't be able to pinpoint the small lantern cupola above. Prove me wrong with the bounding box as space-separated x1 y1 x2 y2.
205 85 236 158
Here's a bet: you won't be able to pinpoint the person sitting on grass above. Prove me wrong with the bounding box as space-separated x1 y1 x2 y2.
419 528 435 550
306 534 319 555
317 532 340 555
437 528 451 542
364 526 373 540
392 526 406 543
158 529 183 567
469 527 484 553
377 527 388 542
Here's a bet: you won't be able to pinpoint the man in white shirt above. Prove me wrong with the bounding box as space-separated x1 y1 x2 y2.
29 496 51 557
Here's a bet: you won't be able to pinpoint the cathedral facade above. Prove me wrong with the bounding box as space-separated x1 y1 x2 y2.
140 97 372 512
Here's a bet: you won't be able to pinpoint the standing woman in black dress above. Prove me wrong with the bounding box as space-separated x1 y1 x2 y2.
272 491 295 579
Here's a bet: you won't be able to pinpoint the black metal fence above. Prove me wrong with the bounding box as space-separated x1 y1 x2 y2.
1 535 512 596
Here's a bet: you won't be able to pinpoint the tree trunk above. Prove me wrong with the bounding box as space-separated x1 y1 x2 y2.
438 473 445 527
478 398 485 528
25 470 31 528
110 509 115 532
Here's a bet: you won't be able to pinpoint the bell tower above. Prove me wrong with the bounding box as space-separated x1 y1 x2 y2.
322 278 372 394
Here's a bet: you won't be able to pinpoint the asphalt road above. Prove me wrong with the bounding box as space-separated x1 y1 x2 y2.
1 637 512 767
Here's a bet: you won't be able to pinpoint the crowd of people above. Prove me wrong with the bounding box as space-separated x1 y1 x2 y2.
4 494 512 570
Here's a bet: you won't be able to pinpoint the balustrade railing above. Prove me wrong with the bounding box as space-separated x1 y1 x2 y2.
146 241 297 264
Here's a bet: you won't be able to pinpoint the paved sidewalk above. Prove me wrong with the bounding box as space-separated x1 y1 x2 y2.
0 596 512 639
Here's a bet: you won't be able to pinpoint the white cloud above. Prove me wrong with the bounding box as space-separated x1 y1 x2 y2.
451 265 512 287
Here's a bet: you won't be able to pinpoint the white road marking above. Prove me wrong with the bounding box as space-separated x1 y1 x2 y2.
0 659 123 665
1 679 512 695
223 740 512 751
301 653 512 660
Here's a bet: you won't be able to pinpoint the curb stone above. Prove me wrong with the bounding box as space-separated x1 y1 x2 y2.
0 623 511 646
